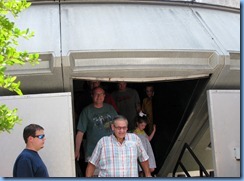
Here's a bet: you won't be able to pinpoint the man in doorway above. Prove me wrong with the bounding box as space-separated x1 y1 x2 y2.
86 115 151 177
90 81 119 113
75 86 118 176
112 82 141 131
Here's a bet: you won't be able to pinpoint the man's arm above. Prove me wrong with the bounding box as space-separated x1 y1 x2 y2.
134 90 141 112
140 159 151 177
75 131 84 160
86 162 96 177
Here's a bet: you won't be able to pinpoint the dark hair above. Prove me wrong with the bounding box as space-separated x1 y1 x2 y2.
145 84 154 91
23 124 44 143
137 115 148 124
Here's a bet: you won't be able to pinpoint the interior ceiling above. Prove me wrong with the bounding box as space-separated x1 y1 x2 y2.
72 74 210 82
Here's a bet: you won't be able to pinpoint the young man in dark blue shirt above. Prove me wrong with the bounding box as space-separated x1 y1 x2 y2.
13 124 49 177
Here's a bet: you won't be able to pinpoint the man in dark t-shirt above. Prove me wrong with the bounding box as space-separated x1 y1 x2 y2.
112 82 141 131
13 124 49 177
75 86 118 176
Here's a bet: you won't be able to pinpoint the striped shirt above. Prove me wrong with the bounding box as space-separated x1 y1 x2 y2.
89 133 149 177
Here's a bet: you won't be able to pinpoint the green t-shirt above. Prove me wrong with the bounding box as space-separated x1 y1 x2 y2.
77 103 118 157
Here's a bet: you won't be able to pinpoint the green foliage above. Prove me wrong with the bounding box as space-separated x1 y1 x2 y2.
0 104 21 133
0 0 39 133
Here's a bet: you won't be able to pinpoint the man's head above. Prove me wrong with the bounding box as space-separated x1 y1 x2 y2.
23 124 46 151
90 81 101 90
112 115 128 141
92 86 105 107
118 82 127 91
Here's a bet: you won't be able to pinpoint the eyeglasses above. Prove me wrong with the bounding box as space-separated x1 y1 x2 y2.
34 134 45 139
93 93 105 97
114 125 127 131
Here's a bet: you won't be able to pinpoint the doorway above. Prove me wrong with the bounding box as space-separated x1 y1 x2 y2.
72 77 209 176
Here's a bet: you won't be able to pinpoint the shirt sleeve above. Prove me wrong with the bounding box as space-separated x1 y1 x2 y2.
109 104 118 118
77 106 89 132
133 89 141 108
89 138 102 167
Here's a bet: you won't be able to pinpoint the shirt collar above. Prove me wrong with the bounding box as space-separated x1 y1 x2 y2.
112 133 128 143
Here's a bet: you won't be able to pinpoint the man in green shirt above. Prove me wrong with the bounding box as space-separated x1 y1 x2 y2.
75 86 118 175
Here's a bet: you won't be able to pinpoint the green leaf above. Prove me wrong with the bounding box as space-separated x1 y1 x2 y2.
0 104 22 133
0 0 36 133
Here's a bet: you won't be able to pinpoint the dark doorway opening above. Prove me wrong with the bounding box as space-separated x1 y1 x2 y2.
73 77 209 176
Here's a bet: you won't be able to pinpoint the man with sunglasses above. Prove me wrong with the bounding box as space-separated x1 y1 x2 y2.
86 115 151 177
13 124 49 177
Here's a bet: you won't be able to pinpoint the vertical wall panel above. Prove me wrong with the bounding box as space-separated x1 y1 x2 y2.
207 90 240 177
0 93 75 177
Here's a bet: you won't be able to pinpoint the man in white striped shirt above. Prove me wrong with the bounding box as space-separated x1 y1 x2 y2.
86 115 151 177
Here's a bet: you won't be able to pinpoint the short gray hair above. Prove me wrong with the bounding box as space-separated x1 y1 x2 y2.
112 115 128 126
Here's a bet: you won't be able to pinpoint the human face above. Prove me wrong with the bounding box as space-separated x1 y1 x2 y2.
146 86 154 98
112 119 128 142
92 87 105 106
30 129 46 151
137 122 147 131
90 81 101 89
118 82 127 91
